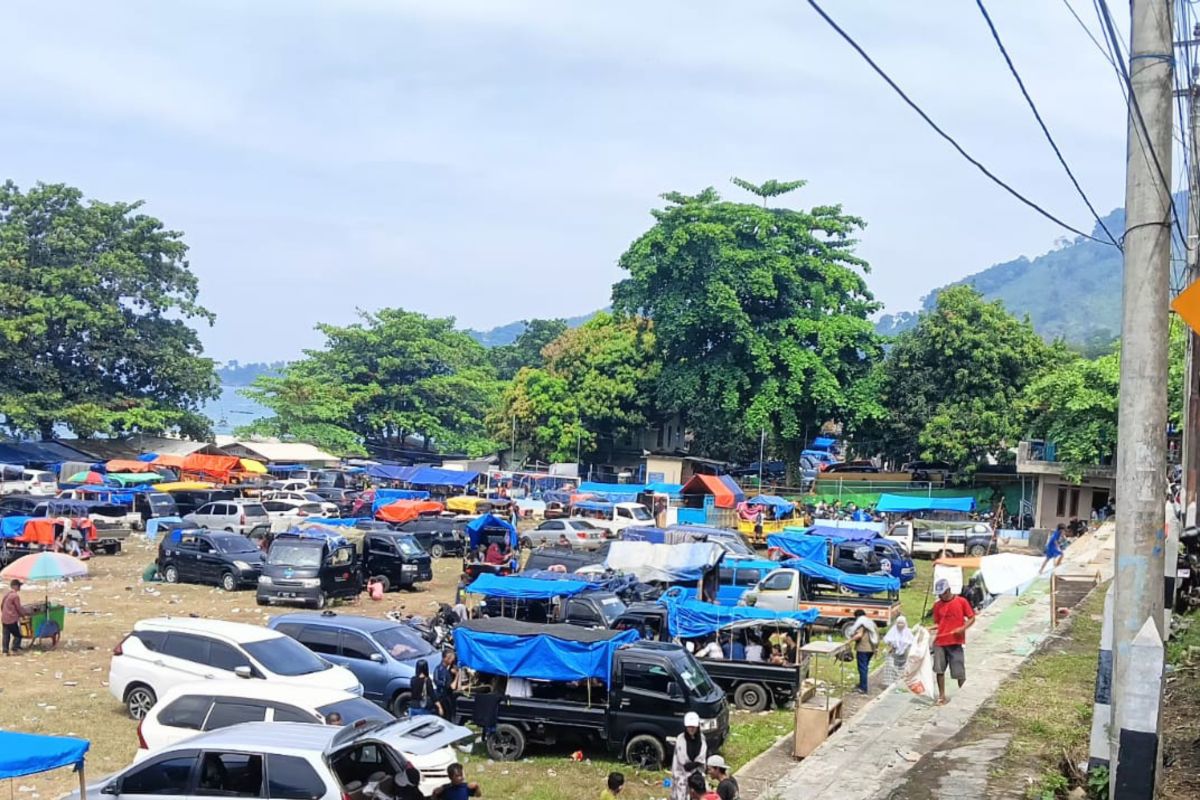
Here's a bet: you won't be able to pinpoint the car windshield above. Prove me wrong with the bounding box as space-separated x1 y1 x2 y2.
629 506 652 521
267 542 323 567
373 626 435 661
597 595 626 624
240 503 268 518
317 697 388 724
213 535 257 554
303 493 326 503
244 636 332 676
395 538 424 557
674 651 717 697
570 520 599 530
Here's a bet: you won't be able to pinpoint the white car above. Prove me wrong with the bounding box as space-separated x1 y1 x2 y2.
526 518 608 549
110 617 362 719
135 681 460 789
21 469 57 496
268 479 315 492
263 491 339 517
182 498 271 536
67 717 473 800
262 499 326 532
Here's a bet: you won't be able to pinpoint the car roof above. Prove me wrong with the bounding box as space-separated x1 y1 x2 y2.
157 679 359 707
134 617 282 642
157 721 340 756
271 612 400 634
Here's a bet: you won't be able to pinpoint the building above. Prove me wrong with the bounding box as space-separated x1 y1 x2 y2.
215 438 339 467
1016 440 1114 529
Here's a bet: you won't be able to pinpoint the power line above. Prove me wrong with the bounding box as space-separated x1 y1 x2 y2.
976 0 1121 248
1061 0 1119 71
804 0 1119 247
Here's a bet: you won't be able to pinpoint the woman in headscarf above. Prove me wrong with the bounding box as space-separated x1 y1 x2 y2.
671 711 707 800
881 615 915 686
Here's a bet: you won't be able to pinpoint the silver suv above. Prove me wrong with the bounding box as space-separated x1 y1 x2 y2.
183 498 270 536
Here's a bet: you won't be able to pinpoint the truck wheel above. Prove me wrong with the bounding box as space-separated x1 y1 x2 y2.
430 543 445 558
840 619 858 640
734 682 770 712
625 734 665 770
486 723 526 761
162 564 179 584
372 575 391 593
125 684 157 720
220 572 238 592
968 543 987 557
520 536 532 549
389 691 412 717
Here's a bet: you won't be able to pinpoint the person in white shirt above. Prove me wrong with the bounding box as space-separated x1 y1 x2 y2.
696 638 724 660
744 635 764 662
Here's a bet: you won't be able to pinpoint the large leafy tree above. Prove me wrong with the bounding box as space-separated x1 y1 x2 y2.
491 313 660 463
0 181 218 439
488 318 568 380
243 309 503 456
871 285 1057 470
611 179 880 467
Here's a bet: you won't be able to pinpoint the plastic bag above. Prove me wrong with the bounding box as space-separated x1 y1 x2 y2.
902 626 935 696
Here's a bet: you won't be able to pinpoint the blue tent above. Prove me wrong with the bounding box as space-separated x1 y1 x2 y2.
454 618 639 686
372 487 431 512
407 467 479 487
767 532 829 562
619 526 669 543
800 525 880 543
366 465 420 482
0 731 89 780
572 499 614 513
875 494 975 514
658 591 818 638
301 517 361 527
780 557 900 594
466 573 592 600
466 513 517 550
746 495 796 515
811 437 837 451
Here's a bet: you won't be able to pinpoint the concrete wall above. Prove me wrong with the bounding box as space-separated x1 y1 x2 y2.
1034 476 1114 528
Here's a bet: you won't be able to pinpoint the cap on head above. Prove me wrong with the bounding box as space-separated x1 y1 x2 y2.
683 711 700 728
935 578 951 595
706 755 728 771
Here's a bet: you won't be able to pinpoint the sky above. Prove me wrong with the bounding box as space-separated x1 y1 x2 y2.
2 0 1136 362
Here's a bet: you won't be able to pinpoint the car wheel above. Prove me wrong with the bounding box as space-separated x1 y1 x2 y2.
486 723 526 761
390 691 412 717
520 536 533 550
224 527 235 533
968 543 987 557
162 564 179 584
256 596 269 606
625 734 665 770
734 682 770 712
430 543 445 559
312 592 327 610
125 685 156 720
840 619 859 640
220 572 238 592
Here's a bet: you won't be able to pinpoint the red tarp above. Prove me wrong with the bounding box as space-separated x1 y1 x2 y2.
181 453 241 480
376 500 445 525
681 474 742 509
152 453 186 469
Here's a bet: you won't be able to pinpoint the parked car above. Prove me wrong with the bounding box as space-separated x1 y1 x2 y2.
68 717 473 800
312 487 359 516
269 612 440 715
393 517 467 558
267 479 313 493
526 518 607 549
133 491 178 529
182 498 271 536
20 469 57 496
157 529 263 591
263 490 339 517
262 499 326 532
167 489 236 517
109 616 363 719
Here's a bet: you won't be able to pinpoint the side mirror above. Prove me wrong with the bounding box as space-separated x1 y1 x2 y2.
370 653 385 663
234 666 253 679
667 681 682 699
101 782 119 796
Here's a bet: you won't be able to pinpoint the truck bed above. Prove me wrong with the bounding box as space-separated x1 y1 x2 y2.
455 692 608 733
701 659 805 689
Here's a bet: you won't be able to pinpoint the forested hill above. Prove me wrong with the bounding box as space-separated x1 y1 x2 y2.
215 361 284 385
466 309 604 347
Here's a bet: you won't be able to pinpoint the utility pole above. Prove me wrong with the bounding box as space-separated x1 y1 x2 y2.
1110 1 1174 796
1181 29 1200 532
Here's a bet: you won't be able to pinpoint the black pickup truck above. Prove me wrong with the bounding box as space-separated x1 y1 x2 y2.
453 618 729 769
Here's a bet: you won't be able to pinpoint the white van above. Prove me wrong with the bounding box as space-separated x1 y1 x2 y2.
21 469 57 495
568 501 654 535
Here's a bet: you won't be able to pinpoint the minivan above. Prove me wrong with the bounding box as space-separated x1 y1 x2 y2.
183 498 270 536
157 529 263 591
170 489 235 517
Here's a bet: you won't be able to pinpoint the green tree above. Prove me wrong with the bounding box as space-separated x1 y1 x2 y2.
871 285 1057 470
488 318 568 380
0 181 218 439
611 180 880 468
243 309 503 457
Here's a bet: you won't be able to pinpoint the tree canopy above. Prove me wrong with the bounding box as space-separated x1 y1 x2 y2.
488 318 568 380
611 180 880 465
0 181 217 440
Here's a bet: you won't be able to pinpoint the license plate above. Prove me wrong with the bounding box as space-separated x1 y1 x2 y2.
1179 569 1191 579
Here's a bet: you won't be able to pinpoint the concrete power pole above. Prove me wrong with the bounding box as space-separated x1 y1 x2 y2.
1110 1 1174 796
1182 31 1200 533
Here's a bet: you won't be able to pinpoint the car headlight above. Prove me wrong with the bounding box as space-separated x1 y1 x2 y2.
233 560 253 571
699 717 719 732
258 575 273 585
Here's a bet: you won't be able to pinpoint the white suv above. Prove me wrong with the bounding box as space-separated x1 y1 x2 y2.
110 617 362 719
67 717 473 800
137 681 460 790
183 498 271 535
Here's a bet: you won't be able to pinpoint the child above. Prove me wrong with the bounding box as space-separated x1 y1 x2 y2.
601 772 624 800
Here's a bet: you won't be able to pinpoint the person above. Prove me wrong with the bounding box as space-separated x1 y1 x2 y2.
931 578 976 705
706 755 739 800
557 533 571 547
753 509 764 541
695 637 723 660
881 615 915 686
721 633 745 661
2 579 30 656
411 660 435 716
744 634 763 663
431 763 481 799
768 630 795 662
434 650 459 719
671 712 707 800
454 573 470 606
325 712 343 725
846 610 878 694
484 543 505 566
601 772 624 800
1040 523 1067 573
685 772 712 800
768 646 785 665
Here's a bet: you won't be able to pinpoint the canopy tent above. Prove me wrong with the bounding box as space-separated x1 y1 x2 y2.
366 464 421 482
604 541 724 583
875 493 975 514
658 590 819 638
453 618 639 686
466 513 518 550
406 466 480 487
780 557 901 594
371 488 431 512
810 437 837 451
181 453 241 481
154 481 215 492
0 730 89 781
106 472 162 486
767 532 829 563
376 499 444 525
238 458 268 474
150 453 186 468
104 459 155 473
745 495 796 515
793 525 881 542
680 474 745 509
65 471 104 485
466 573 592 600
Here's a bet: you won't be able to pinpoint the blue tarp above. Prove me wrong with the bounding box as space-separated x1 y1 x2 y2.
875 494 975 514
302 517 361 527
780 557 901 594
811 437 836 451
746 495 796 515
798 525 880 543
454 619 639 686
0 441 94 467
467 573 592 600
572 500 614 513
372 488 431 512
644 482 683 495
1 517 32 539
620 526 668 543
541 490 575 505
406 467 479 487
767 532 829 563
145 517 184 543
466 513 518 549
0 731 89 780
658 591 819 638
577 481 682 499
136 453 158 462
366 465 420 482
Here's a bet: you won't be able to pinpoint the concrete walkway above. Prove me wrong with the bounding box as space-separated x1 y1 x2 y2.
750 529 1113 800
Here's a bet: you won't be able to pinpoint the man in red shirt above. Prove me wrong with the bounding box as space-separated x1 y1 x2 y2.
2 579 31 655
931 578 975 705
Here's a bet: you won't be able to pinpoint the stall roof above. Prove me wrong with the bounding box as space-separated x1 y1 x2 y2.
453 618 639 686
792 525 880 542
407 466 479 487
466 573 592 600
767 532 829 563
876 493 975 514
0 441 95 466
0 731 89 780
366 464 421 481
746 495 796 514
605 541 724 583
465 513 517 549
223 441 339 465
371 487 431 512
680 474 745 508
780 556 901 594
659 591 819 638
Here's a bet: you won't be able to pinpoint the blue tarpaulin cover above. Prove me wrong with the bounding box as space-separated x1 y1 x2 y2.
454 618 639 686
1 517 32 539
746 495 796 514
658 590 818 638
467 573 592 600
793 525 880 542
366 465 420 482
619 526 668 543
372 488 431 512
875 494 975 514
767 532 829 562
302 517 360 527
811 437 836 450
406 467 479 487
466 513 517 549
0 731 89 779
572 500 614 513
780 557 901 594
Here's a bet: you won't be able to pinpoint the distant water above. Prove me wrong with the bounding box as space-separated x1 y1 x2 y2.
203 385 268 435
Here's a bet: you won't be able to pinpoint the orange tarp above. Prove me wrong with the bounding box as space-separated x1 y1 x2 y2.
681 474 738 509
105 459 155 473
181 453 241 480
152 454 186 469
376 500 445 525
14 519 96 545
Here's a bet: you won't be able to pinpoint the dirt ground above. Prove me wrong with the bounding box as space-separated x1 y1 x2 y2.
1161 620 1200 799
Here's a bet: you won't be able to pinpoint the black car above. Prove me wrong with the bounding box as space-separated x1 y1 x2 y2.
394 517 467 558
133 492 178 528
157 529 263 591
0 494 43 516
168 489 235 517
830 541 882 575
312 487 359 515
362 531 434 591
